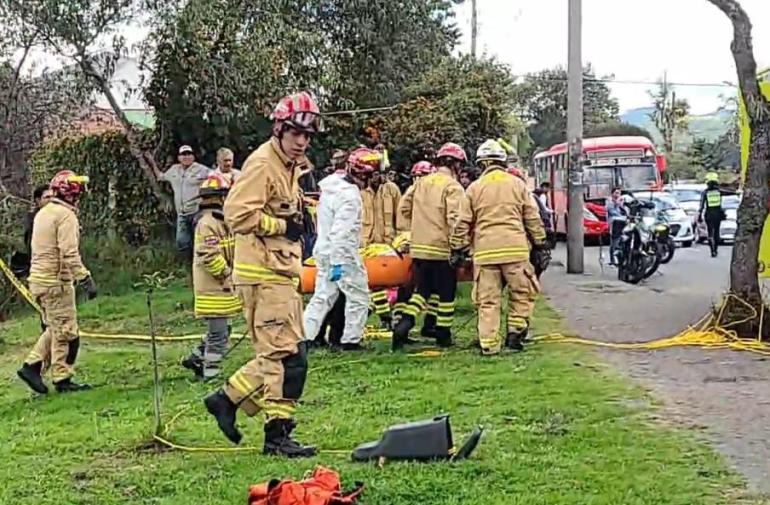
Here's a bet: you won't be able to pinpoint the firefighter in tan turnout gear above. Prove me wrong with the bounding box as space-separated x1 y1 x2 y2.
367 166 402 328
17 170 97 395
204 91 321 458
391 143 469 350
181 173 241 381
458 139 548 355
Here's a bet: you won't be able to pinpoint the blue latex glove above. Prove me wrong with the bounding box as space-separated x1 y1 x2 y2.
329 264 344 282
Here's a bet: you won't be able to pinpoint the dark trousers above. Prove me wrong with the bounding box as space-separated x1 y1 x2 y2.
705 213 722 256
315 293 346 345
609 220 626 265
403 259 457 332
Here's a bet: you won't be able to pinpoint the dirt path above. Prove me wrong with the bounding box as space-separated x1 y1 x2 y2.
542 243 770 494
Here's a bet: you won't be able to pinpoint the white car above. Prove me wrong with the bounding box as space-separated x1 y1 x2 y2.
665 184 705 227
632 191 695 247
696 194 740 243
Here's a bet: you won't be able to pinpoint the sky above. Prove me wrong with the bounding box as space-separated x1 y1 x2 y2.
14 0 769 114
454 0 770 114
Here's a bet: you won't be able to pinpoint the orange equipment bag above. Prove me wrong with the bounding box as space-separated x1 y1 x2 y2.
248 466 364 505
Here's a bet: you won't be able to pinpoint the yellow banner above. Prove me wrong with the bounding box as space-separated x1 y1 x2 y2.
743 82 770 277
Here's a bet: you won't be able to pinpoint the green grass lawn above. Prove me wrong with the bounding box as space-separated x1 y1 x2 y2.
0 282 757 504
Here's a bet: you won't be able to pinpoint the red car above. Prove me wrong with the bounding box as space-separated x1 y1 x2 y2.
584 202 609 239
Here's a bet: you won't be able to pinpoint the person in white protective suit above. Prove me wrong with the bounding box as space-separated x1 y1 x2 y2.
303 147 382 351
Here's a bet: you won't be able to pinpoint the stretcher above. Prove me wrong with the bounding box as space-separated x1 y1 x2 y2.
299 246 473 294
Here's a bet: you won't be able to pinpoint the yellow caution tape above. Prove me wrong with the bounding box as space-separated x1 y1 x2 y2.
0 257 204 343
535 294 770 357
0 257 43 313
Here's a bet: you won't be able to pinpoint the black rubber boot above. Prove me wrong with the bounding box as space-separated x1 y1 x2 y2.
435 328 453 348
53 378 92 393
204 389 242 444
340 342 366 352
391 316 415 351
17 362 48 394
263 418 317 458
504 330 526 352
421 313 437 339
181 355 203 378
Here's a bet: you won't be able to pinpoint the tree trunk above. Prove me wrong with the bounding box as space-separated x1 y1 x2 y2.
77 58 173 213
707 0 770 335
730 121 770 305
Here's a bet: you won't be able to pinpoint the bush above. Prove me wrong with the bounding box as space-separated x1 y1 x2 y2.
27 131 170 245
1 132 183 320
0 196 32 318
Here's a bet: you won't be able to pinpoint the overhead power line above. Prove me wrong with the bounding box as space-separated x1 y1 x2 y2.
512 74 737 88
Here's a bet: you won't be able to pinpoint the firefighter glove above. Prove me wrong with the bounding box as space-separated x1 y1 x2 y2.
530 246 552 277
284 217 304 242
81 276 98 300
329 264 344 282
448 248 469 268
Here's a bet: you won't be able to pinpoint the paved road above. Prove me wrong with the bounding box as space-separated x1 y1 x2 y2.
542 241 770 493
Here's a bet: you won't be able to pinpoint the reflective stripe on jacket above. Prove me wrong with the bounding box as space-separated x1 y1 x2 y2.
28 198 90 286
398 167 468 260
458 165 546 266
224 138 304 286
193 208 241 318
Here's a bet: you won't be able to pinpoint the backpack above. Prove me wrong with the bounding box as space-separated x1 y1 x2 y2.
248 467 363 505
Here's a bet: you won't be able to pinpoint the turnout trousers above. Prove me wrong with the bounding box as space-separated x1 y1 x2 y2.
224 283 308 421
473 261 539 354
25 283 80 382
401 259 457 335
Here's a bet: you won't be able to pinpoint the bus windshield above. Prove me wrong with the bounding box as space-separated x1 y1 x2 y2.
618 164 658 191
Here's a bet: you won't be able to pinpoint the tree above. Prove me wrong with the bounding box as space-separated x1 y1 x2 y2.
513 65 620 152
706 0 770 332
3 0 172 209
585 121 654 141
648 75 691 154
687 136 740 172
0 8 92 195
366 56 520 168
143 0 460 165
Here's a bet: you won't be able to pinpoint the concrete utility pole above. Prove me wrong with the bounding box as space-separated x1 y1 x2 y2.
471 0 478 58
567 0 583 274
567 0 584 274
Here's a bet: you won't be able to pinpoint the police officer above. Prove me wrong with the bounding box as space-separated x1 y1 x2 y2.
17 170 97 394
698 172 732 258
204 92 320 458
456 140 547 354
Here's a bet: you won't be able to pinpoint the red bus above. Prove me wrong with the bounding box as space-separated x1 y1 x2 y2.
533 136 666 235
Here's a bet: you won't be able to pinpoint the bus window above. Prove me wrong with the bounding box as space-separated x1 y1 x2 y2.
535 158 549 186
618 164 658 191
554 163 566 189
583 167 614 199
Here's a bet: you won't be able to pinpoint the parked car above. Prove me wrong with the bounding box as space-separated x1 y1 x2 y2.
665 184 705 228
696 194 740 243
583 205 609 240
632 191 695 247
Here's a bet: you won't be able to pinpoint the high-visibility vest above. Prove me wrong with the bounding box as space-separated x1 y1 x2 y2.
706 190 722 208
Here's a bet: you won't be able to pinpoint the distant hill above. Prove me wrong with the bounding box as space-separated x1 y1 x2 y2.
619 107 734 148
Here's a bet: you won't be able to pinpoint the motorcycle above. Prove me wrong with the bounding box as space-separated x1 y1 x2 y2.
648 214 676 265
616 199 662 284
